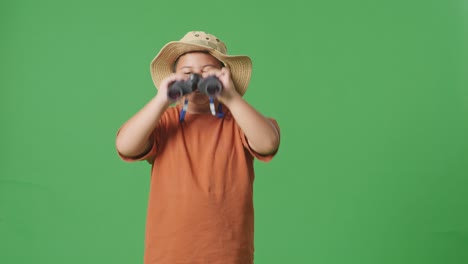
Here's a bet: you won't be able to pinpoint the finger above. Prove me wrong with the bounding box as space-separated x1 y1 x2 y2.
202 69 222 79
160 73 187 88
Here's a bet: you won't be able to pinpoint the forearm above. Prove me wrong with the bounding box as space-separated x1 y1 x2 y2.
224 95 280 155
116 95 170 157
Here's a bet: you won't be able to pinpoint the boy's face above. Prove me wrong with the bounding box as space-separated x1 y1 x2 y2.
175 52 223 104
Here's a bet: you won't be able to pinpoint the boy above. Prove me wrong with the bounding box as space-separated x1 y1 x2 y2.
116 31 280 264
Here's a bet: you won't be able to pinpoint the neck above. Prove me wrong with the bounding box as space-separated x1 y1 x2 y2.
187 103 212 114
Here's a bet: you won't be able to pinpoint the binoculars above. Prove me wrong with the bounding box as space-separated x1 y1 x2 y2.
167 73 223 101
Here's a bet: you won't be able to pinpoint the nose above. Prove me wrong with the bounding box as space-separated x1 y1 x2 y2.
191 67 203 75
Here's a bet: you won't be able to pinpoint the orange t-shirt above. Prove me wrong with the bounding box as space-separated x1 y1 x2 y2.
119 104 280 264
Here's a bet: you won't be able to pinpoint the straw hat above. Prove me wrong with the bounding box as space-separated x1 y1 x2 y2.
150 31 252 96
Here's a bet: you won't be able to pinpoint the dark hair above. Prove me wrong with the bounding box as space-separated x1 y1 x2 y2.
172 51 224 72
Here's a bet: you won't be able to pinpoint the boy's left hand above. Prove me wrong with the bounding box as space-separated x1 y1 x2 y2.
202 66 240 104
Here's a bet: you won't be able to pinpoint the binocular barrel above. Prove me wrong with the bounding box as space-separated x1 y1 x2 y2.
167 74 223 101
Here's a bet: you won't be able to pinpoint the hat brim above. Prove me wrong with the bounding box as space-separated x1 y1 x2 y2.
150 41 252 96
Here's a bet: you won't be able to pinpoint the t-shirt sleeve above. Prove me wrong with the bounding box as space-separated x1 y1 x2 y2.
239 118 280 162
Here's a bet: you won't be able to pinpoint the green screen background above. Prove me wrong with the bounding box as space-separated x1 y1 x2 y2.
1 0 467 263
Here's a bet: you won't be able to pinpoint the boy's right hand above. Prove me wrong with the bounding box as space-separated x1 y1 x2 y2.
155 73 189 106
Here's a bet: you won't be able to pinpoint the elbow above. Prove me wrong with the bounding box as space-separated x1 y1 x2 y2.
264 134 280 155
265 123 280 154
251 132 280 156
116 135 138 157
115 136 131 157
116 134 153 158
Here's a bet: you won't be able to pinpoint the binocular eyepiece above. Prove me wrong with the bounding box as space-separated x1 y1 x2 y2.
167 73 223 101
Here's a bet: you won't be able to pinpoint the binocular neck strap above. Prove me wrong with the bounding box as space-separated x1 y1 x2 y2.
209 97 216 116
179 99 189 122
210 97 225 119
